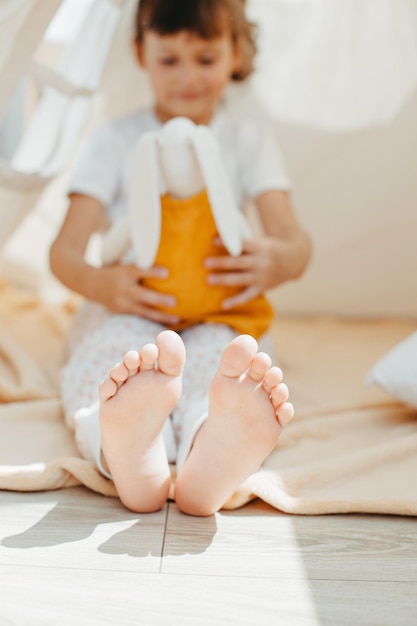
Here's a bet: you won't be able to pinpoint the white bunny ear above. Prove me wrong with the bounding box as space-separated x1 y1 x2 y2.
190 126 243 256
101 214 131 265
128 131 162 269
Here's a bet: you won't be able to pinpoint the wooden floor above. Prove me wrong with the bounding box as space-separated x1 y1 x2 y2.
0 487 416 625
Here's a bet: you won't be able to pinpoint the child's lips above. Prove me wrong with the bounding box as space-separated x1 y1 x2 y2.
179 92 203 100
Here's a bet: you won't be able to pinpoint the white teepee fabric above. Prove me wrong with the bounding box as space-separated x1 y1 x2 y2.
0 0 63 124
0 0 123 249
247 0 417 131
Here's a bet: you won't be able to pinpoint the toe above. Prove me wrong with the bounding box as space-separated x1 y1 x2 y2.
276 401 294 426
247 352 272 382
110 361 130 384
262 366 284 393
271 382 289 407
124 350 140 375
99 377 118 401
219 334 258 378
139 343 159 371
156 330 186 376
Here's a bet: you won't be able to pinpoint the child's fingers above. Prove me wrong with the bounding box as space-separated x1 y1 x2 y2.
134 284 177 308
221 286 261 309
139 265 169 280
207 271 255 286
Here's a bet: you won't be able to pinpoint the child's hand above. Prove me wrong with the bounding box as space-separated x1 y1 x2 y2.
205 236 299 309
90 263 180 325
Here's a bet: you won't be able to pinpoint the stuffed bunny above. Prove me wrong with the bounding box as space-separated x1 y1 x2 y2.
101 116 273 338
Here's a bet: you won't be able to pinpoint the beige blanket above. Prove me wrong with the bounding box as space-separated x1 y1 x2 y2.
1 279 416 515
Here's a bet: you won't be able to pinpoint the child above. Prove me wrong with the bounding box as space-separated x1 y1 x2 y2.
50 0 311 516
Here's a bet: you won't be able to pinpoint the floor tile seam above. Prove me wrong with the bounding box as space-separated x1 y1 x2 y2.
1 562 414 585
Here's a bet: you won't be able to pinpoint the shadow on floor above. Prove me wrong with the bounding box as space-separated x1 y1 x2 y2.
0 487 217 557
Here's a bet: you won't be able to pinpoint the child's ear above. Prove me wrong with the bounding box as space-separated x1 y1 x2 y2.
133 39 146 67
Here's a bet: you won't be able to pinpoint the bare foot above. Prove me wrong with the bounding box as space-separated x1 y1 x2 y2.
175 334 293 516
99 330 185 512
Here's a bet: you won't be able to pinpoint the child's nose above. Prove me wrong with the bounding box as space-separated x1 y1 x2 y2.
180 61 200 87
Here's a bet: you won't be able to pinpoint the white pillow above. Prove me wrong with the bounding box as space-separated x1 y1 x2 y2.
367 332 417 408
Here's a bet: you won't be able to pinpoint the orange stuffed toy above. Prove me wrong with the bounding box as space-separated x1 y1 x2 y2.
101 117 273 338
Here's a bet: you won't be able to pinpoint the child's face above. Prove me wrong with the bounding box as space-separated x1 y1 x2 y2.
136 29 239 125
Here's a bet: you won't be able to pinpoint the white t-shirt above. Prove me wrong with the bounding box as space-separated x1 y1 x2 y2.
69 107 291 224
